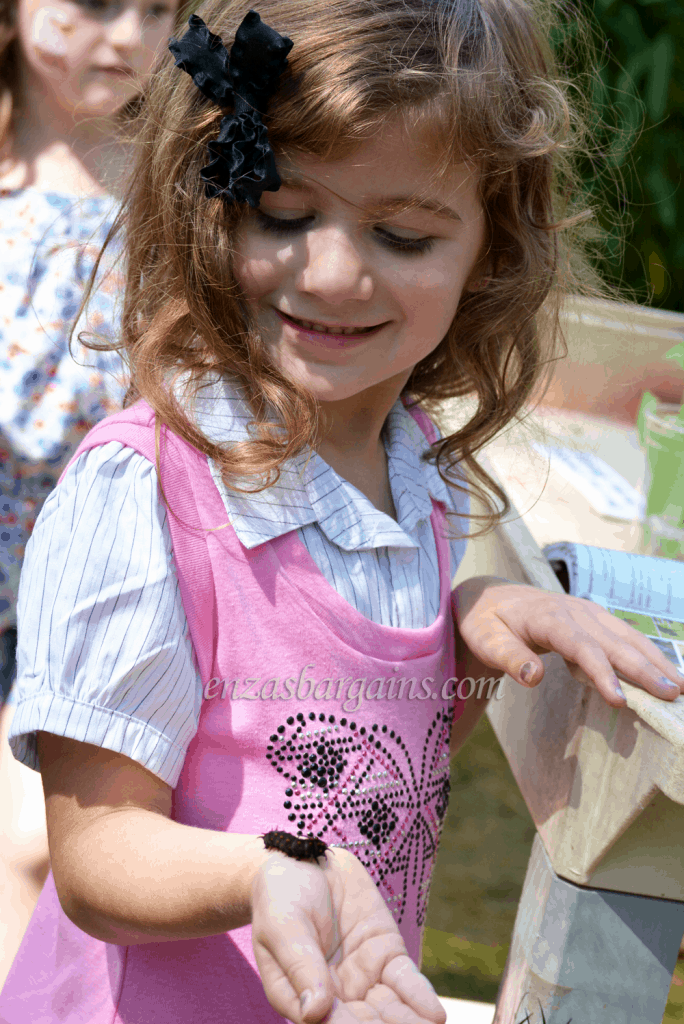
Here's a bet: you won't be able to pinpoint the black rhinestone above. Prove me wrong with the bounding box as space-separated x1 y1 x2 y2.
270 734 278 742
340 718 347 726
372 724 378 731
284 801 292 809
319 713 325 721
309 712 315 720
287 717 294 725
277 725 285 734
360 727 366 735
285 788 293 796
329 715 335 724
288 813 296 821
350 722 356 731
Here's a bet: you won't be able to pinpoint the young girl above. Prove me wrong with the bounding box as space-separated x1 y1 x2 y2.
1 2 682 1022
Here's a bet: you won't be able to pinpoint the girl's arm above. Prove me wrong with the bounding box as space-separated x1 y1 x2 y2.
449 632 495 757
37 731 268 944
38 732 446 1024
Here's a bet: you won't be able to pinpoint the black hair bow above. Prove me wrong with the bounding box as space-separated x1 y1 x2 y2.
169 10 293 207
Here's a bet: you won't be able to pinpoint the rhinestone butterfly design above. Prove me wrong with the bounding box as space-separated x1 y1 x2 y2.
265 706 453 927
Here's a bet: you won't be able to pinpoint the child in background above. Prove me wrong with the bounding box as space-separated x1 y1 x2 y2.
0 0 183 701
2 2 683 1022
0 0 181 990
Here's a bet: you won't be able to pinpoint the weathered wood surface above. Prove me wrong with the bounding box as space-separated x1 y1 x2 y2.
453 454 684 900
493 834 684 1024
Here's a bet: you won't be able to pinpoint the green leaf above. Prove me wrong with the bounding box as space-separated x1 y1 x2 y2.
646 34 675 122
637 390 660 447
665 343 684 373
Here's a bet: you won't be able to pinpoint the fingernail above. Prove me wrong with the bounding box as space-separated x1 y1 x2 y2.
300 990 313 1014
520 662 536 684
661 676 680 694
613 675 626 700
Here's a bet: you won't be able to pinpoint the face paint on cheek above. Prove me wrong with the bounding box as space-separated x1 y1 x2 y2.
30 5 100 69
31 7 74 57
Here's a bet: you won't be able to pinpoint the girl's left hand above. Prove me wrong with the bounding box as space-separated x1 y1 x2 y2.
252 847 446 1024
453 576 684 708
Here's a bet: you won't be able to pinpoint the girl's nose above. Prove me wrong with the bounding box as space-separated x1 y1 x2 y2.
296 227 374 304
107 6 143 50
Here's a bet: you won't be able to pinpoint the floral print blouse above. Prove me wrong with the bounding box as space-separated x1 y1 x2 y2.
0 188 127 633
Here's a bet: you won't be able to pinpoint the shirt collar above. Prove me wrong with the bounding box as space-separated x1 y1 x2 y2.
190 376 451 552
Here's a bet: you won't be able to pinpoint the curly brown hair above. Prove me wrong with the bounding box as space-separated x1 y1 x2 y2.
79 0 613 536
0 0 18 155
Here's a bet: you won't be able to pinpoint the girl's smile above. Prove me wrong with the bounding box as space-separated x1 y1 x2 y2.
275 308 390 347
234 119 488 409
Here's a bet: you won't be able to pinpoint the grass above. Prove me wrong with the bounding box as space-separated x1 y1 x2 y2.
423 713 684 1020
423 712 534 1003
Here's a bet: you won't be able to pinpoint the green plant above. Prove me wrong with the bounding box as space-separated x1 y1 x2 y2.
581 0 684 311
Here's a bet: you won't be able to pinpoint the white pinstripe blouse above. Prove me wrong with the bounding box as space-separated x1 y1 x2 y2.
9 378 470 785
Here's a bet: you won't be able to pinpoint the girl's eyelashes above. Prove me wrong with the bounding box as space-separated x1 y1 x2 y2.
373 227 435 255
254 210 435 256
255 211 313 236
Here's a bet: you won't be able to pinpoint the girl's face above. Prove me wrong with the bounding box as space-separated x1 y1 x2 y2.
15 0 176 116
234 120 488 406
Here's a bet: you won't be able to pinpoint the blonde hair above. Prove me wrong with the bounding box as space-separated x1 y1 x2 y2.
81 0 613 535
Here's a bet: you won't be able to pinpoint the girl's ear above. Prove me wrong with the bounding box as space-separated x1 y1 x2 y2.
466 276 491 292
464 248 493 293
464 265 493 292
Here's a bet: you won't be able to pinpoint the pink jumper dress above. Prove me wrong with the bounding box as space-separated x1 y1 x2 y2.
0 398 464 1023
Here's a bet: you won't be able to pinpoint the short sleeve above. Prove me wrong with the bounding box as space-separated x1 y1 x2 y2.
8 441 202 787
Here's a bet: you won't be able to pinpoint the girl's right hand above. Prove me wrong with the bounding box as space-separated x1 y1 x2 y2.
251 847 446 1024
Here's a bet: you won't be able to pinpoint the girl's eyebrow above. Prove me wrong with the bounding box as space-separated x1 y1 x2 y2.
276 174 463 223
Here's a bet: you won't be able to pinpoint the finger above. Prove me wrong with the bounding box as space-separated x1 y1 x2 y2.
559 607 683 702
600 643 682 702
381 957 446 1024
254 915 336 1023
549 636 628 707
566 663 626 705
461 621 546 689
588 612 684 692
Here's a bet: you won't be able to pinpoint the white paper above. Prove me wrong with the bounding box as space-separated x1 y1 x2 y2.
532 443 645 521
